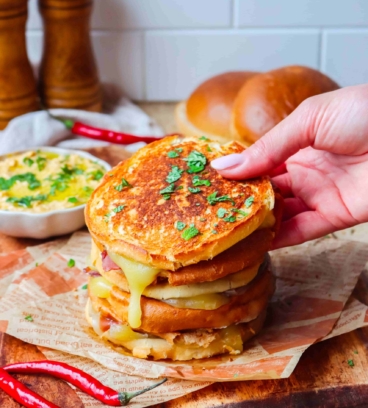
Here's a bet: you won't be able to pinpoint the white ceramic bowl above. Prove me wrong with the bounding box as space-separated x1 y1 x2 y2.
0 147 111 239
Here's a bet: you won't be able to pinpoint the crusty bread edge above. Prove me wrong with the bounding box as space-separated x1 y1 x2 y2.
89 204 270 270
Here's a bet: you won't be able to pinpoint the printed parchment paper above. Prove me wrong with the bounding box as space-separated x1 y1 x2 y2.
0 231 368 404
0 234 210 407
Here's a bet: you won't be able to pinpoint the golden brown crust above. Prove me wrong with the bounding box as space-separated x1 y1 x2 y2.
168 228 273 285
231 65 340 144
89 265 275 333
186 71 258 138
85 135 275 269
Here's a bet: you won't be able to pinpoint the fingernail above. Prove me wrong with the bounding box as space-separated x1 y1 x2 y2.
211 154 244 170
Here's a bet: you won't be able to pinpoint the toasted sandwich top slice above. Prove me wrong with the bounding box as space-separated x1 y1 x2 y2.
85 135 275 270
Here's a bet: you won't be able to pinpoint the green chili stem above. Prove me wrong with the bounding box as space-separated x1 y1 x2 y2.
118 378 167 405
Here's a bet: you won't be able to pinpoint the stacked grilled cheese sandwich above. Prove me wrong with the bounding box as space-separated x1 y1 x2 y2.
85 135 282 360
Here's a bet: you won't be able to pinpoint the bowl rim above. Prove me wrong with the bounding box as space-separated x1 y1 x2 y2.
0 146 111 217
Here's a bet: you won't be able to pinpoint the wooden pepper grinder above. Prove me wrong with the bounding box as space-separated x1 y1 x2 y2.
38 0 102 111
0 0 38 129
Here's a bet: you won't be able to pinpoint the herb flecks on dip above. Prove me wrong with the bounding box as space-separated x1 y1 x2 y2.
0 150 106 213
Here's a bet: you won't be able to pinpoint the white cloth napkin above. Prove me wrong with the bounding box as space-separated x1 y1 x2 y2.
0 96 164 156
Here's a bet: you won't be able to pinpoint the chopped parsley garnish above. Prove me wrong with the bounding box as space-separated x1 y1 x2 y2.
23 157 34 167
83 186 93 194
36 156 47 171
184 150 207 173
68 197 78 203
166 166 184 183
160 183 176 200
245 196 254 208
217 208 228 218
0 173 41 191
207 191 235 206
206 145 212 152
67 258 75 268
62 165 83 176
24 315 33 322
104 205 125 220
90 169 104 181
160 182 184 200
211 230 218 234
167 148 183 158
214 223 218 227
192 175 211 187
113 205 125 213
48 165 85 195
115 178 132 191
175 221 186 231
223 215 236 223
232 208 248 217
199 136 209 141
181 225 200 240
348 359 354 367
354 350 359 354
81 284 88 290
167 150 179 158
188 187 201 194
35 262 39 267
6 194 47 208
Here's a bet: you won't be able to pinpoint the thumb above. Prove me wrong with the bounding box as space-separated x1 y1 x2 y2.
211 98 317 179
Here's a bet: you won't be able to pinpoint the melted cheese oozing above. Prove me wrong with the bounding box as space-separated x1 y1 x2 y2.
101 320 244 359
162 293 229 310
144 262 260 299
258 210 275 229
108 323 147 342
108 251 161 329
91 240 101 268
89 276 113 298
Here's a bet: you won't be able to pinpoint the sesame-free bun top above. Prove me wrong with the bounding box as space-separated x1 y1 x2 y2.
231 65 340 144
176 71 258 142
85 135 275 270
176 66 339 146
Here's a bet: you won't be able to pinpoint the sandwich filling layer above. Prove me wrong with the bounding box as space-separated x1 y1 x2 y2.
84 135 282 360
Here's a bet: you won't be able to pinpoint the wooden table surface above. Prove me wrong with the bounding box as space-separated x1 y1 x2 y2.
1 145 368 408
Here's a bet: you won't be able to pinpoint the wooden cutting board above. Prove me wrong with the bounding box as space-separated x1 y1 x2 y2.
0 333 84 407
1 145 368 408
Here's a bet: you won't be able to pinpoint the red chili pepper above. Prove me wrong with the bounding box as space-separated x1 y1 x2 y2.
3 361 167 406
48 112 166 145
0 368 59 408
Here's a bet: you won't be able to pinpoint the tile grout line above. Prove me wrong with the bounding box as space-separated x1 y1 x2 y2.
319 29 326 73
142 31 147 101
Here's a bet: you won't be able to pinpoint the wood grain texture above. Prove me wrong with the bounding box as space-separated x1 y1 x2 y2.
1 144 367 407
0 333 84 407
0 0 38 129
152 268 368 408
38 0 102 111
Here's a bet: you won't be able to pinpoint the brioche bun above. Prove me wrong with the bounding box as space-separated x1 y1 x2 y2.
176 66 339 146
231 65 340 144
176 72 258 142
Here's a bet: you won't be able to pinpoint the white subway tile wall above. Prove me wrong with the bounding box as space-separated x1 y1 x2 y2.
26 0 368 101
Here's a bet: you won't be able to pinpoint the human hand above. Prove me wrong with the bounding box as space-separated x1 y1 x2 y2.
211 85 368 249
